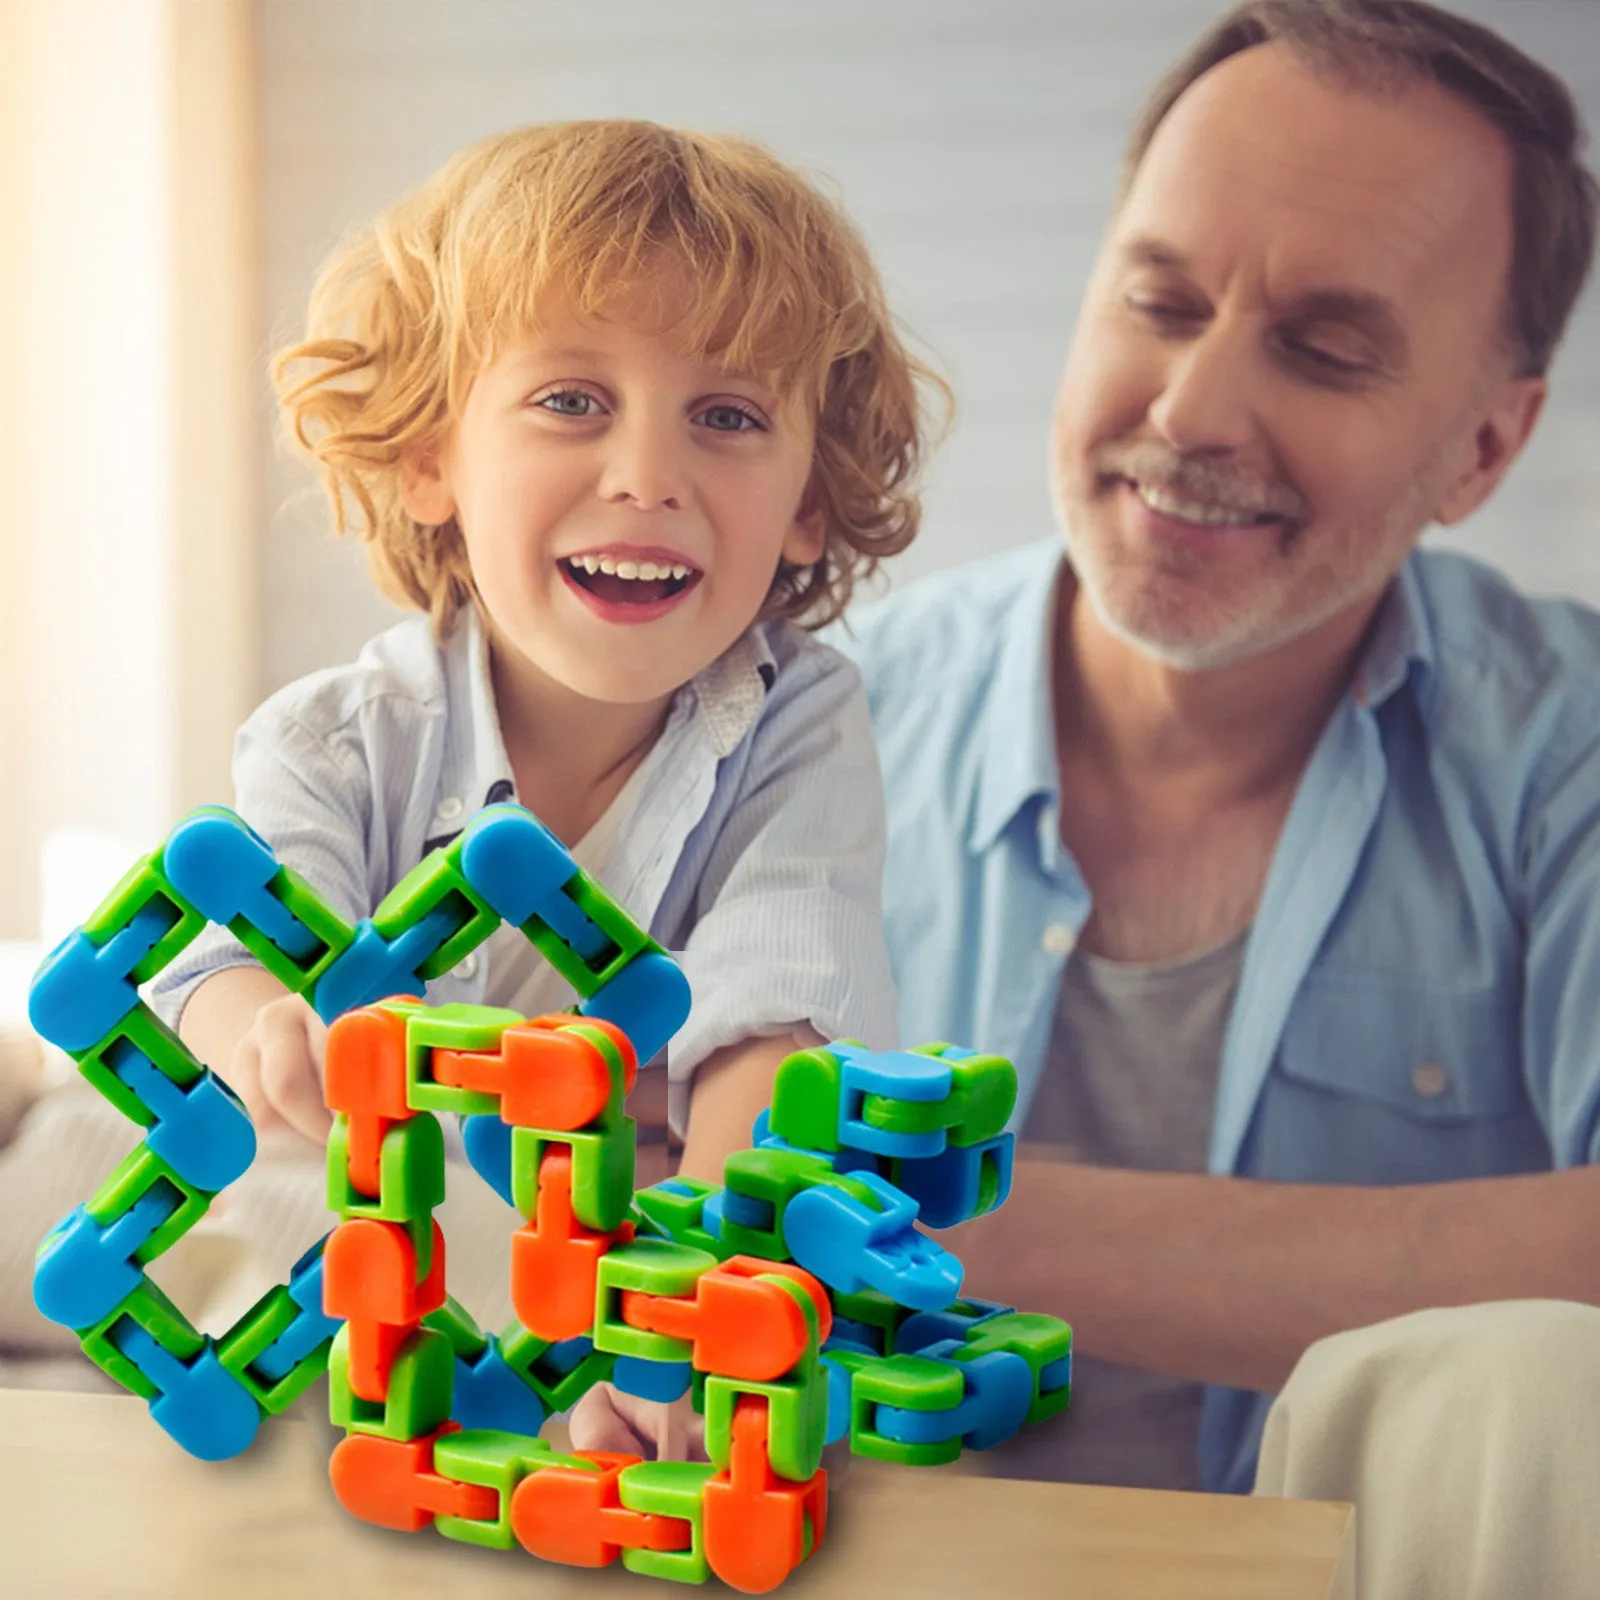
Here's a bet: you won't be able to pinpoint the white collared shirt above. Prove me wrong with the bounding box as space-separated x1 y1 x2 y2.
151 606 898 1132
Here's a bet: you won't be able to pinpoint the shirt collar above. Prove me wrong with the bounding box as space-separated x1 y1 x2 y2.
438 607 779 824
1353 552 1435 713
964 543 1436 854
969 541 1069 853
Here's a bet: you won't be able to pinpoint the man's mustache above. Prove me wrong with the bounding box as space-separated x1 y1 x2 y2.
1092 441 1308 523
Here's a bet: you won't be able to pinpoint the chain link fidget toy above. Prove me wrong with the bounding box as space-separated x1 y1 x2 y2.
28 802 1073 1593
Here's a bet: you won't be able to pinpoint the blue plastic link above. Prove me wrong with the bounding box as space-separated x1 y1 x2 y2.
782 1170 963 1310
162 810 319 961
34 1190 182 1332
110 1040 256 1194
613 1355 693 1403
1040 1350 1072 1398
452 1339 547 1435
578 951 691 1067
894 1134 1015 1230
875 1342 1034 1452
832 1042 953 1161
112 1322 261 1461
28 902 178 1054
457 807 607 960
251 1236 339 1382
309 904 460 1022
895 1298 1014 1355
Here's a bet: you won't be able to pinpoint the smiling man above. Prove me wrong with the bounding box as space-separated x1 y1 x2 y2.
843 1 1600 1587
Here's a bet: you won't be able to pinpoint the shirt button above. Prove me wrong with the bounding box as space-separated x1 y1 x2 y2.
453 952 479 980
1413 1062 1449 1098
435 795 464 823
1040 923 1077 957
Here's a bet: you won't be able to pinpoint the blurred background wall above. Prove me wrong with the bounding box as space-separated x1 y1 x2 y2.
4 0 1598 954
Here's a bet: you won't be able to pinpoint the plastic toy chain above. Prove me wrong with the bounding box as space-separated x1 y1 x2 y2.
28 804 1073 1593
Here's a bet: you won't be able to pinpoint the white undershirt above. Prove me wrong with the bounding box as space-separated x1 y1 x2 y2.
480 766 648 1020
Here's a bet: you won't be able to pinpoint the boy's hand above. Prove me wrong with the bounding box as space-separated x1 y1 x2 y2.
568 1382 707 1462
227 992 332 1144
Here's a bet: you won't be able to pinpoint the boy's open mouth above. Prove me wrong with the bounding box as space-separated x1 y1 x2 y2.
559 553 702 607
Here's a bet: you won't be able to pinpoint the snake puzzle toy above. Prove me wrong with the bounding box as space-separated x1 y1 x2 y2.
28 802 1072 1592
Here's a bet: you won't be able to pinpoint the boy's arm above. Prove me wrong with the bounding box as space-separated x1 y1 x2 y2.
675 1025 825 1185
179 965 332 1144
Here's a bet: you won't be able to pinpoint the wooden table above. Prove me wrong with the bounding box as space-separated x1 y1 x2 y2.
0 1389 1353 1599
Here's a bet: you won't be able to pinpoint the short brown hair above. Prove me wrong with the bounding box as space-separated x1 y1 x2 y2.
1121 0 1598 378
273 120 950 634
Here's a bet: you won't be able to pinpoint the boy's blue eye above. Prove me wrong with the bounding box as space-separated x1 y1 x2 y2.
698 403 762 433
539 390 601 417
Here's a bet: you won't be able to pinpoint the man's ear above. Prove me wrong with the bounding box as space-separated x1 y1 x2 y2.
398 438 457 527
1434 374 1547 526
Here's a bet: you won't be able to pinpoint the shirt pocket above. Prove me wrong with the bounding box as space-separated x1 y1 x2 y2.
1244 972 1548 1183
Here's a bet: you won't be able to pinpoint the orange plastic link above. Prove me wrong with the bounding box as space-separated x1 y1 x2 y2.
509 1450 691 1567
510 1149 633 1341
431 1014 638 1131
702 1396 827 1595
329 1423 500 1532
324 1218 447 1396
619 1257 831 1382
324 1002 416 1196
340 1317 414 1405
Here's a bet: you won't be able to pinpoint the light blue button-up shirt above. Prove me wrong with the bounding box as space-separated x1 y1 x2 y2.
836 536 1600 1493
151 606 898 1132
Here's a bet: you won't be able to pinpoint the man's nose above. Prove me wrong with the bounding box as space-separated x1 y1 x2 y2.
1145 327 1258 456
597 415 687 512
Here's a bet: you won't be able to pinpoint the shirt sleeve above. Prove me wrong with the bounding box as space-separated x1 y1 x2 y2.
145 704 378 1032
664 647 900 1130
1519 693 1600 1167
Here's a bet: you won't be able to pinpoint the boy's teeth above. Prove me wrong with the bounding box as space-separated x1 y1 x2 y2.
566 554 694 582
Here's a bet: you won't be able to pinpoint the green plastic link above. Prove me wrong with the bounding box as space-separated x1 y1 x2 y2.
85 1145 212 1264
214 1282 327 1415
498 1322 616 1412
511 1121 636 1233
860 1047 1016 1149
81 850 208 986
328 1324 454 1441
371 850 502 985
718 1147 882 1262
72 1004 203 1128
594 1237 718 1361
962 1312 1074 1424
423 1296 489 1364
327 1110 446 1226
767 1048 845 1152
702 1278 826 1481
829 1286 907 1355
618 1461 716 1583
631 1178 724 1257
513 868 657 997
239 862 358 994
830 1347 966 1466
433 1428 599 1550
404 1003 524 1115
79 1277 204 1400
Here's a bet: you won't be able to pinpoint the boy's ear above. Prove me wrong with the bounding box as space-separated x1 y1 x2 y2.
782 482 828 567
398 439 457 527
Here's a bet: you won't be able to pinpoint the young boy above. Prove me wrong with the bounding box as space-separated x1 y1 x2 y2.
151 119 944 1196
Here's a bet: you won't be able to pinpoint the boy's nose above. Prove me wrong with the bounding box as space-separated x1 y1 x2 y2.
597 418 688 512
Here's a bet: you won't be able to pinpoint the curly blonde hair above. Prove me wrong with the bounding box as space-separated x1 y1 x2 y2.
272 119 951 635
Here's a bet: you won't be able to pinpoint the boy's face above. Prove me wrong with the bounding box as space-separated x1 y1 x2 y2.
402 289 825 706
